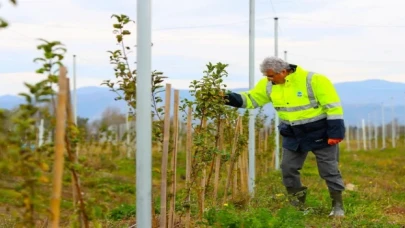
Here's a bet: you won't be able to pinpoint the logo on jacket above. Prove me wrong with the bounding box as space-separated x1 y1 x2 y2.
297 91 303 97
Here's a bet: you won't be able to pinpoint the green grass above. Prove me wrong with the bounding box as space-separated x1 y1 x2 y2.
1 147 405 227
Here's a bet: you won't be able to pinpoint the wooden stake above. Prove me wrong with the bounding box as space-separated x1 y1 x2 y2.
160 84 172 228
213 120 223 202
264 127 268 173
223 117 241 204
49 67 68 228
185 106 192 228
239 119 248 194
198 119 207 220
168 90 179 228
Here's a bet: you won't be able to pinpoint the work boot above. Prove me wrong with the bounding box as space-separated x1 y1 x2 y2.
286 186 307 210
328 190 345 217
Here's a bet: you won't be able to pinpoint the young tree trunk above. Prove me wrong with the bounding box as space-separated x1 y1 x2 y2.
65 78 89 228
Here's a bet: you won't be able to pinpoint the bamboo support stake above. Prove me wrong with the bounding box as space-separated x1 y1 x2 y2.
185 106 192 228
168 90 179 228
213 120 223 201
232 162 238 199
239 119 248 194
49 67 68 228
198 118 207 220
223 117 241 204
160 84 172 228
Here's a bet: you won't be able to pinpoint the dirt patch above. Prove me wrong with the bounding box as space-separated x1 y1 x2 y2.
385 206 405 215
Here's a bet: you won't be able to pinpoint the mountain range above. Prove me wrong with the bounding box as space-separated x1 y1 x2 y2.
1 79 404 126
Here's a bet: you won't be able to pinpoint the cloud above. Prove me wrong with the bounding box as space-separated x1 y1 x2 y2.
1 0 405 97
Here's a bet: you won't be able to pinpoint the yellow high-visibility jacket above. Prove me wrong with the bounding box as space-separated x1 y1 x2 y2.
226 65 345 152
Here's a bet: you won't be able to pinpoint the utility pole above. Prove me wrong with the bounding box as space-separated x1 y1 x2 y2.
274 17 280 170
248 0 256 195
136 0 152 227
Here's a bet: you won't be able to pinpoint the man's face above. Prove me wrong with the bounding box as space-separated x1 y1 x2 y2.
265 69 288 84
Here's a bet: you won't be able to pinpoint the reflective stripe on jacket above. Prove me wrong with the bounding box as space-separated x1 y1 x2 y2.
236 65 345 152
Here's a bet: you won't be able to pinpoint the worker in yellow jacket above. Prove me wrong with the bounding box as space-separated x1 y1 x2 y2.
224 56 345 217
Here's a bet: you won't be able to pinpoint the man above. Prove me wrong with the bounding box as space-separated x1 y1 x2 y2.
224 56 345 217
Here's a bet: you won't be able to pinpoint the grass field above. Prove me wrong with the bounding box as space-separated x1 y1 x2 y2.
1 144 405 227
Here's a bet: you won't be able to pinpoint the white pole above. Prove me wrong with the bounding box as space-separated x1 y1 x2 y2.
382 103 386 149
274 17 281 170
391 97 396 148
368 113 372 150
248 0 256 195
362 119 367 150
356 124 360 151
284 50 287 62
38 119 44 147
136 0 152 226
346 125 350 151
374 111 378 149
73 55 77 125
126 107 130 158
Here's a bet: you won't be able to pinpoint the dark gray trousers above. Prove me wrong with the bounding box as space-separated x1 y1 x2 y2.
280 145 345 191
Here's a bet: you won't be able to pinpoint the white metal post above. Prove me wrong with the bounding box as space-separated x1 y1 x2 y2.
346 125 350 151
274 17 280 170
126 106 131 158
38 119 44 147
382 103 386 149
368 113 372 150
391 97 396 148
136 0 152 227
374 112 378 149
356 124 360 151
362 119 367 150
284 50 287 62
248 0 256 195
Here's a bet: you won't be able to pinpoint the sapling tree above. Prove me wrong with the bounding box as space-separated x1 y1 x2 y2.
102 13 167 146
34 39 67 112
1 39 66 225
180 62 238 219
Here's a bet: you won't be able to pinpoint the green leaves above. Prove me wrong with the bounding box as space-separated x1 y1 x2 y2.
105 13 167 145
0 0 18 29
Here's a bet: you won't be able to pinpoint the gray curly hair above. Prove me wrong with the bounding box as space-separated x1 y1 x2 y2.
259 56 290 74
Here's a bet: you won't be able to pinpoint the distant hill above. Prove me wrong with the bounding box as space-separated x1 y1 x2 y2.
1 79 404 125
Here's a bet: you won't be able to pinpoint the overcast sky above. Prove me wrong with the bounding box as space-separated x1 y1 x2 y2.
1 0 405 96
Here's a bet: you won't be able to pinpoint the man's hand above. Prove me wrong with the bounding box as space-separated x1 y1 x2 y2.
328 138 343 145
